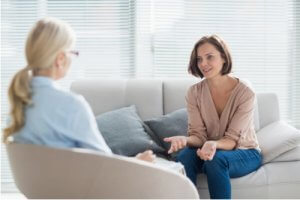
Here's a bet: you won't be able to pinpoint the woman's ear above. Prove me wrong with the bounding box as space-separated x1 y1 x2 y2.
54 52 66 69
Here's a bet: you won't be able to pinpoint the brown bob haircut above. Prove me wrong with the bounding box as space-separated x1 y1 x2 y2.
188 35 232 78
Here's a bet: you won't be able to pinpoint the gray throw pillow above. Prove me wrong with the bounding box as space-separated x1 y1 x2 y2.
95 105 164 156
144 108 188 152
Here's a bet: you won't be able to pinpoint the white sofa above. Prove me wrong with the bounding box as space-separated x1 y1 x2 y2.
70 78 300 199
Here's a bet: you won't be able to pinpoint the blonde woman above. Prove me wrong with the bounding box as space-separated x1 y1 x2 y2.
164 35 262 199
3 17 154 162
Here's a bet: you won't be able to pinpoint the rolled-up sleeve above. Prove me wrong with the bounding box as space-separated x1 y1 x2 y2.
186 85 207 146
223 90 255 144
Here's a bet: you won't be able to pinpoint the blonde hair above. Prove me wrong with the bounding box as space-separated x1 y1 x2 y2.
3 17 75 143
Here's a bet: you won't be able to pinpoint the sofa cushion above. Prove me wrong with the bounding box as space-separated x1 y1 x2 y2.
95 105 164 156
272 145 300 162
256 121 300 164
144 108 188 154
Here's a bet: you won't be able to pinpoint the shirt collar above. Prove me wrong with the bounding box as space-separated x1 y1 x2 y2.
31 76 59 89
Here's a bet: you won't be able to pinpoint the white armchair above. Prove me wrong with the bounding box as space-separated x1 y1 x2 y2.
6 143 199 199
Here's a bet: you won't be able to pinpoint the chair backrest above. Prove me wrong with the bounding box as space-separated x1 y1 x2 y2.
6 143 199 199
71 78 280 130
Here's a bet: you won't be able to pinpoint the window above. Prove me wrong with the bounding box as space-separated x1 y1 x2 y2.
136 0 299 129
1 0 135 192
1 0 299 193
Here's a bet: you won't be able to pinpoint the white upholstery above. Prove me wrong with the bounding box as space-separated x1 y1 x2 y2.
70 78 300 199
256 93 280 129
273 145 300 162
71 79 164 120
7 143 199 199
197 161 300 199
163 79 198 114
256 121 300 163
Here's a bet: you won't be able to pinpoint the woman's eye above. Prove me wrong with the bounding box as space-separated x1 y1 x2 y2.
197 58 202 63
207 55 213 59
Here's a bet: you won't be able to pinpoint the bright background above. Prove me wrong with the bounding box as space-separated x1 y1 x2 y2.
1 0 300 193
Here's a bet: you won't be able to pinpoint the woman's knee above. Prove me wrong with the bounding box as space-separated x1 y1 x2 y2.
176 147 198 165
204 151 228 171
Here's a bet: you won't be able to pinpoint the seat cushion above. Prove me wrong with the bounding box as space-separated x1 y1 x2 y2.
95 105 164 156
197 164 267 199
197 161 300 198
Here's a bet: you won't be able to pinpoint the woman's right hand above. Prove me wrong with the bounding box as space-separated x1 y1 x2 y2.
164 136 188 154
135 150 156 162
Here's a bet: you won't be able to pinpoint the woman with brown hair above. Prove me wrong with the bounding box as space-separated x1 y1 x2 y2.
164 35 262 199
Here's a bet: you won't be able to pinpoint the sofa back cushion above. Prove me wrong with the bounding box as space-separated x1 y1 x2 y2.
163 79 198 114
256 93 280 129
71 78 281 132
71 79 163 120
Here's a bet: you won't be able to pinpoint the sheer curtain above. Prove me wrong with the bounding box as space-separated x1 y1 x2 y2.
1 0 299 193
290 0 300 130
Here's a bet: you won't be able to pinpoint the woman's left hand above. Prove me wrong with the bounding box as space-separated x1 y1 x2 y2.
197 141 217 161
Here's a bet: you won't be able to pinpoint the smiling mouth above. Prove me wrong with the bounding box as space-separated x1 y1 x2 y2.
203 68 212 73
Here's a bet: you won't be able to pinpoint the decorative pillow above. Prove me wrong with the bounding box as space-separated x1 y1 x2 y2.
256 121 300 164
144 108 188 153
95 105 164 156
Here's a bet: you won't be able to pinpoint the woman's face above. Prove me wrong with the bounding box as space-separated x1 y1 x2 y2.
197 42 225 79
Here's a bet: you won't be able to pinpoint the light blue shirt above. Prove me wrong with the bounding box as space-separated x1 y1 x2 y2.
13 76 112 154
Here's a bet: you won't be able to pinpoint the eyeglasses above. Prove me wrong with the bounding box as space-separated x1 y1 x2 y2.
69 50 79 57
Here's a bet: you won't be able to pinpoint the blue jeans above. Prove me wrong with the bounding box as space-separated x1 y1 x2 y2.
176 147 262 199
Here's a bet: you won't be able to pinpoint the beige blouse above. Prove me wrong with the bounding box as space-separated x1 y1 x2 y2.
186 78 260 150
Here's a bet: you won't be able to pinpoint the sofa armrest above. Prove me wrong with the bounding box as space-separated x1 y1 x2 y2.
6 143 198 199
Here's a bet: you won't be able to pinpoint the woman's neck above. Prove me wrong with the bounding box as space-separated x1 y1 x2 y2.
207 75 230 89
207 74 238 94
33 67 57 80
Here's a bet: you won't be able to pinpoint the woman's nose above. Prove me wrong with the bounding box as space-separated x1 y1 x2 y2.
200 59 207 67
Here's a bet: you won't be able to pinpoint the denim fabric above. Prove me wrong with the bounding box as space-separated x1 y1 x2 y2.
176 147 262 199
